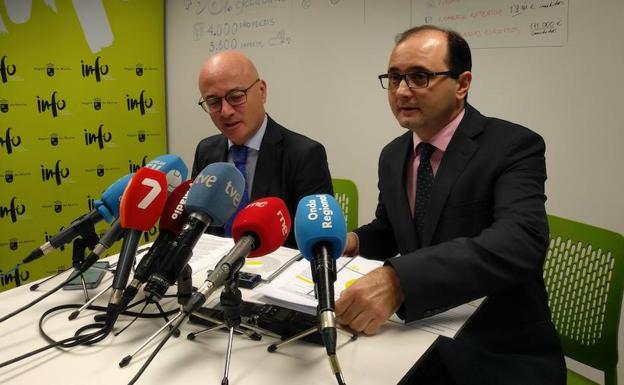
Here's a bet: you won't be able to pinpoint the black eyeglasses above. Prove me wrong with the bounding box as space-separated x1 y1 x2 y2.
378 70 457 90
198 78 260 113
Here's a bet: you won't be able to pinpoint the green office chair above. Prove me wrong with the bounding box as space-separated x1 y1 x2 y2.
543 215 624 385
332 178 358 232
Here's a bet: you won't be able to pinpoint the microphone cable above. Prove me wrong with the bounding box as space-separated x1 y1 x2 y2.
0 267 91 323
0 302 178 369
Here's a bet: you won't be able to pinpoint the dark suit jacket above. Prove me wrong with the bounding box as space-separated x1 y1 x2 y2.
355 104 565 385
192 115 333 248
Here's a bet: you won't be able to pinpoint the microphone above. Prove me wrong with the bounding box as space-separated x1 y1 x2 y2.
21 154 187 265
294 194 346 362
105 167 168 326
21 173 133 264
117 180 192 312
184 197 291 314
143 162 245 302
144 154 188 193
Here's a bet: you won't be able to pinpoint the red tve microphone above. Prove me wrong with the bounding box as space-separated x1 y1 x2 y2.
184 197 291 313
106 167 167 327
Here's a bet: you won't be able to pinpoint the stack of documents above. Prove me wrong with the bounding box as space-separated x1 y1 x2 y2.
187 234 482 338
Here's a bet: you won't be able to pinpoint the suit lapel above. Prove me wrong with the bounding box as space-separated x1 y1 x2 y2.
207 136 228 163
251 116 282 200
393 133 421 251
421 105 482 246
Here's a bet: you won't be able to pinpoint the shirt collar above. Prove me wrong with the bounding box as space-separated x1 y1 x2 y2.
227 114 267 151
413 108 465 153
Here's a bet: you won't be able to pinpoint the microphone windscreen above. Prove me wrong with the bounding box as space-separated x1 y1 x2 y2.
159 180 192 234
145 154 188 193
95 173 133 223
232 197 291 257
185 162 245 226
294 194 346 261
120 168 168 231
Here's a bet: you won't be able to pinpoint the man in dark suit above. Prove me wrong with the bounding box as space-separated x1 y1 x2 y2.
193 51 333 247
335 26 566 384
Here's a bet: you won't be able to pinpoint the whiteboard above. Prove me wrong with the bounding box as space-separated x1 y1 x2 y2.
165 0 624 235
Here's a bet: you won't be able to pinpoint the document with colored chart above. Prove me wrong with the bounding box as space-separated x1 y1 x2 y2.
256 255 482 339
255 256 384 314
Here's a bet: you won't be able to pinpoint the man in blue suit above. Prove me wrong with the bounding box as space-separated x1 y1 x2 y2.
192 51 333 248
336 25 566 385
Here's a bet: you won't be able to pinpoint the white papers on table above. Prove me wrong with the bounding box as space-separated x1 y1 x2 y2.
403 299 483 338
255 256 384 314
187 233 301 281
186 235 481 338
187 234 234 273
256 253 482 338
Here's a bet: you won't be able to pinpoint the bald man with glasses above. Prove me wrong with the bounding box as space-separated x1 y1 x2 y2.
192 51 333 247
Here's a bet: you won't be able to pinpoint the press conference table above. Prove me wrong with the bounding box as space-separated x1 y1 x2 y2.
0 263 442 385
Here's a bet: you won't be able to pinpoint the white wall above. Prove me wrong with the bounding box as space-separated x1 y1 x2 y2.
166 1 623 383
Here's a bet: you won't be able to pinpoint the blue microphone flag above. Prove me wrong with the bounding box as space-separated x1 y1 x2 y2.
145 154 188 193
294 194 346 261
186 162 245 226
94 173 132 223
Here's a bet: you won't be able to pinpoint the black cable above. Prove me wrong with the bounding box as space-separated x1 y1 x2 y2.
114 302 149 337
0 331 92 368
0 268 84 323
30 267 72 291
0 305 108 369
0 302 179 369
38 303 178 345
128 312 187 385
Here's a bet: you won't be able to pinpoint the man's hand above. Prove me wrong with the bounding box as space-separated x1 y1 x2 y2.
335 266 404 335
343 232 359 256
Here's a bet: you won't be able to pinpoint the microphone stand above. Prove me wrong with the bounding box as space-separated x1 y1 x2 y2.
267 252 357 385
117 264 195 368
71 234 101 302
69 282 112 320
185 275 267 341
267 322 357 350
267 322 355 385
186 275 270 385
29 222 100 303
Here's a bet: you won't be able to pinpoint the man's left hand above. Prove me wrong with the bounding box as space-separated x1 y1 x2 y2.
335 266 404 335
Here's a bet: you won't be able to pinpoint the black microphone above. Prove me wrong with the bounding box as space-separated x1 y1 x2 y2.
143 162 244 302
22 174 132 264
117 181 192 311
65 218 126 281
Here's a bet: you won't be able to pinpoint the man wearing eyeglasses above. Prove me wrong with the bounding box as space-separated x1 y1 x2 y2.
192 51 333 247
335 25 565 384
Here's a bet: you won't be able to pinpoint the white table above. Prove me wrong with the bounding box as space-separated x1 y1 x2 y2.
0 263 441 385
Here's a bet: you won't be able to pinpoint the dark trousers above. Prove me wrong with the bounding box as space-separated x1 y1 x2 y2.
401 343 456 385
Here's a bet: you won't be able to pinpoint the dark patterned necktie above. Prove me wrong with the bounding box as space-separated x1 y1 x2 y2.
224 145 249 236
415 143 435 237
